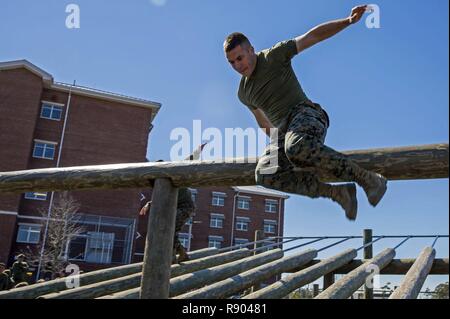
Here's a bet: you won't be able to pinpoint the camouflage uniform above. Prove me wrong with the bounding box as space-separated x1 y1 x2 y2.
237 39 386 218
172 188 196 263
11 260 28 284
140 187 195 263
0 271 9 291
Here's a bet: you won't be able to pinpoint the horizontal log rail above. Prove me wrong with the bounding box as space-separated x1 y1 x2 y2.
0 143 447 194
289 258 449 275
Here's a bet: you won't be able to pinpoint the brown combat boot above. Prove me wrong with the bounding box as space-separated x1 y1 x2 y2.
355 170 387 207
330 183 358 221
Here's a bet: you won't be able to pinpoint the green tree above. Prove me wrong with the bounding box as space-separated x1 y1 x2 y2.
432 282 449 299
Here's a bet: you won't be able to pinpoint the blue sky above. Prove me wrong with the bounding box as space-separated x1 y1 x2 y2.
1 0 448 292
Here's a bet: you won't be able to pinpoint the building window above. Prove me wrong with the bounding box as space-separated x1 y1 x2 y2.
265 200 278 213
210 214 224 228
190 189 198 202
41 103 63 120
24 192 48 201
234 238 249 248
208 236 223 249
178 233 190 249
212 193 226 206
264 220 277 234
235 217 250 231
33 141 56 160
84 232 114 264
66 214 135 265
237 197 250 210
16 224 41 244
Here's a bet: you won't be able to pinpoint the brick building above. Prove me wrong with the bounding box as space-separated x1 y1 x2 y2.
135 186 289 261
0 60 160 273
0 60 289 279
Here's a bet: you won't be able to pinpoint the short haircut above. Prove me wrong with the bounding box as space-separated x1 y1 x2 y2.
223 32 251 52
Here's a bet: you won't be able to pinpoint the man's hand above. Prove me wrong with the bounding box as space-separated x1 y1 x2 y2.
348 5 368 24
295 4 369 54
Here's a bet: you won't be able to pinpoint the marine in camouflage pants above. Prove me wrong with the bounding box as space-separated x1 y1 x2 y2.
172 188 196 263
140 187 195 263
255 102 372 201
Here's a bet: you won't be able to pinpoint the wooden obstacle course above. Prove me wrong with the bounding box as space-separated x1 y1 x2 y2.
0 143 448 299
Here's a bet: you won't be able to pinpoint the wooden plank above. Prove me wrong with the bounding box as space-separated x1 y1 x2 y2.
289 258 449 275
244 249 357 299
315 248 396 299
174 249 317 299
0 248 219 299
99 249 284 299
389 247 436 299
0 144 447 193
140 178 178 299
363 229 374 299
37 249 251 299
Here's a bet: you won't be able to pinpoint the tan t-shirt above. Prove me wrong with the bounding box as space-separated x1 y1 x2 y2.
238 39 309 128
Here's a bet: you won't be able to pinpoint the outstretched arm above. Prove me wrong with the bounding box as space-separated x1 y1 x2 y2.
295 5 368 54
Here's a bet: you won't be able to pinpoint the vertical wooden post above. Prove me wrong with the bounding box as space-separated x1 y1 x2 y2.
313 284 320 297
323 272 335 289
250 230 264 293
140 178 178 299
363 229 374 299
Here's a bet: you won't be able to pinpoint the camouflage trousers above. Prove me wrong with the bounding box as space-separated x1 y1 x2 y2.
255 102 366 199
173 201 195 263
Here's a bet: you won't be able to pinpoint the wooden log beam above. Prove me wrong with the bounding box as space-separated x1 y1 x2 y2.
389 247 436 299
0 144 447 194
244 249 357 299
174 249 317 299
100 249 284 299
140 178 178 299
289 258 449 275
363 229 374 299
0 248 218 299
37 249 251 299
315 248 396 299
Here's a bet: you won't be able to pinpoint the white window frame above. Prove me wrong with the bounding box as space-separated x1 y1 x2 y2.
84 232 115 264
237 197 250 210
16 223 42 244
208 239 222 249
32 140 57 160
178 233 190 248
212 194 225 207
265 199 278 213
24 192 48 201
235 218 250 231
189 188 198 202
40 101 64 121
264 223 277 234
210 216 224 229
208 236 223 249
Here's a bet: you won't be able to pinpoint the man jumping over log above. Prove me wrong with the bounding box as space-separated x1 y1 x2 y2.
224 5 387 220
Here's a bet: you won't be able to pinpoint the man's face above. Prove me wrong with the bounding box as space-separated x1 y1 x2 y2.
0 265 4 272
225 44 257 77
